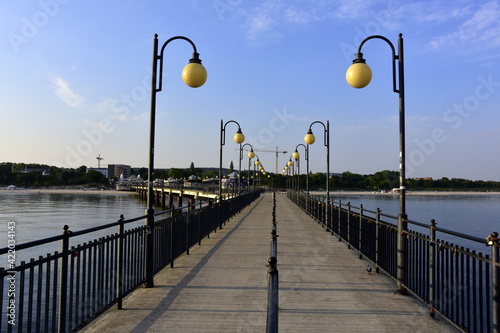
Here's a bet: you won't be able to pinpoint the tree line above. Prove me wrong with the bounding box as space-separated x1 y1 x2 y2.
1 162 499 191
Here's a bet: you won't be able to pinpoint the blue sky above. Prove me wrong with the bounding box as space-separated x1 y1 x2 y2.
1 0 500 181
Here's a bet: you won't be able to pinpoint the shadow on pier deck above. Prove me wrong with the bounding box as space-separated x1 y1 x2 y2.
81 192 456 332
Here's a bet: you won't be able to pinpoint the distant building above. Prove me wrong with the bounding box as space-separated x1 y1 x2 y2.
108 164 131 179
87 167 108 177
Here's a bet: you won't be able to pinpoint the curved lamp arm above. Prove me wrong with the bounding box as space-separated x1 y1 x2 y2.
154 34 207 92
307 120 329 147
221 119 244 146
294 143 308 161
352 34 401 94
240 143 254 160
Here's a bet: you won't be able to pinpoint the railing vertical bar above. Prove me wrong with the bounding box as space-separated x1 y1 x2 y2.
82 245 88 322
472 250 478 331
429 220 436 316
170 209 175 268
75 246 81 328
44 254 51 332
186 209 190 256
466 248 471 331
52 253 59 333
117 215 124 310
68 249 75 332
459 246 465 329
485 254 491 333
479 252 484 333
492 243 499 333
18 264 25 333
0 268 4 331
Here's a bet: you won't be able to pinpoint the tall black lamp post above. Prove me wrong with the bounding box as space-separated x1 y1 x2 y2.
304 120 330 201
240 143 255 192
146 34 207 288
293 143 308 192
346 33 406 293
219 120 245 206
253 156 261 191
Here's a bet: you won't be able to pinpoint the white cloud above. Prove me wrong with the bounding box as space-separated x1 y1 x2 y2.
52 77 84 108
428 1 500 52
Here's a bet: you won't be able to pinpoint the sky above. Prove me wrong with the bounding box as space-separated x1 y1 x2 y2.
1 0 500 181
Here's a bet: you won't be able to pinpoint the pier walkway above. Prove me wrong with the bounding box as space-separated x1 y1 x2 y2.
81 192 456 332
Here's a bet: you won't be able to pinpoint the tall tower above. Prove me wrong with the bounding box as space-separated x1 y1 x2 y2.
96 154 104 168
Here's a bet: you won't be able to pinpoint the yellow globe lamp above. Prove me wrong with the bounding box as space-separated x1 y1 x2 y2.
284 166 289 171
182 57 207 88
346 53 372 89
233 128 245 144
292 150 300 159
287 160 293 166
255 159 261 166
304 129 316 145
248 149 255 159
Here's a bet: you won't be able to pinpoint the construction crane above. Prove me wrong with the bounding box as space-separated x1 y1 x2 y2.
96 154 104 169
238 146 287 174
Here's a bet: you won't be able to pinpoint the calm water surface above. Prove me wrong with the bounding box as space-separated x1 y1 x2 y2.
329 192 500 251
1 191 148 262
1 190 499 259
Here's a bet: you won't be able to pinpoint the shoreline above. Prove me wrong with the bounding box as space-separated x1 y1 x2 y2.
310 190 500 196
2 188 500 196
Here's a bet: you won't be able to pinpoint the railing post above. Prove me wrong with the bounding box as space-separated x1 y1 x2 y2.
266 256 278 333
145 207 155 288
358 204 363 259
170 208 175 268
347 202 351 249
429 219 436 318
58 225 71 333
117 215 125 310
338 200 342 242
492 237 499 333
375 208 380 273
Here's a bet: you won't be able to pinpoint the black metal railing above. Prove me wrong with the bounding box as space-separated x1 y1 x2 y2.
0 191 261 332
266 192 278 333
288 190 499 333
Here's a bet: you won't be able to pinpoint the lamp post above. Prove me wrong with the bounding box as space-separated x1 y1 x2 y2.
254 156 260 191
304 120 330 201
219 119 245 200
146 34 207 288
346 33 406 293
293 144 308 192
287 158 294 190
240 143 255 192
